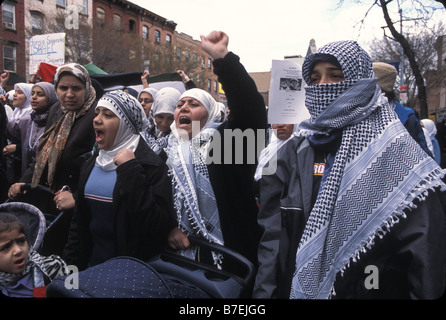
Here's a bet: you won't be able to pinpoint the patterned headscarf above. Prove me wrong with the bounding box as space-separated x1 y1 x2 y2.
31 63 96 191
290 41 445 299
95 90 149 171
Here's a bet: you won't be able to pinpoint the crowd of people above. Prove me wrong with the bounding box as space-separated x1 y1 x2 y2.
0 30 445 300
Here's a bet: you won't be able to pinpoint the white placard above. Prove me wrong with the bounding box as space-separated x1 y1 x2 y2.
29 33 66 74
268 59 309 124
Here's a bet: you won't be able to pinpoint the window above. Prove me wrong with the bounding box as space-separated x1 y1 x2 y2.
154 30 161 43
3 45 16 72
201 56 205 68
96 7 105 24
113 13 121 30
31 12 43 34
214 80 218 93
129 19 136 33
208 79 211 92
2 2 15 30
166 34 171 46
79 0 88 15
208 57 212 70
56 0 66 7
184 50 190 61
176 47 181 61
142 25 149 39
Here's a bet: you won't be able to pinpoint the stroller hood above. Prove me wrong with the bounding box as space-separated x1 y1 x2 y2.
0 202 46 250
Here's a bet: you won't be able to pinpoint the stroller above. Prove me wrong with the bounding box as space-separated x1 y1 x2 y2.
6 183 72 257
0 202 46 251
46 236 256 299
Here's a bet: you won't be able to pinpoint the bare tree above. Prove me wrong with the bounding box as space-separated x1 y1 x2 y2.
92 24 144 74
370 22 446 110
338 0 445 118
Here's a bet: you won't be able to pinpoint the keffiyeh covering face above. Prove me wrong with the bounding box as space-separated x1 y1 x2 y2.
96 90 149 171
166 89 223 264
142 87 180 154
31 63 96 191
290 40 445 299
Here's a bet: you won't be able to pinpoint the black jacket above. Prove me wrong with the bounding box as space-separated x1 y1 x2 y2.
63 139 176 270
207 52 268 266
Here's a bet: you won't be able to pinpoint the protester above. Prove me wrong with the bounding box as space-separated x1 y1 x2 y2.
254 40 446 299
3 83 33 184
177 70 197 90
254 123 297 181
7 63 97 257
373 62 432 157
138 88 158 117
0 205 68 297
8 63 96 201
63 90 175 270
6 82 58 179
165 31 267 271
421 118 441 165
141 87 180 155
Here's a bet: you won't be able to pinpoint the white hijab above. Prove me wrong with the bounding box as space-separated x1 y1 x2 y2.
169 88 221 143
11 83 33 120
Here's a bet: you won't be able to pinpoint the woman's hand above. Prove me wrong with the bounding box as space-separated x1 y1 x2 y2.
3 144 16 156
168 228 190 250
113 149 135 167
8 182 26 200
200 31 229 60
53 190 75 211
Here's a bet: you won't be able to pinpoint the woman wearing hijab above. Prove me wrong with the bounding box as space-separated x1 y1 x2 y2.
421 118 441 165
8 64 96 204
3 83 33 183
6 82 58 179
138 87 158 117
63 90 175 270
165 31 267 272
7 64 97 257
254 40 446 299
141 87 180 155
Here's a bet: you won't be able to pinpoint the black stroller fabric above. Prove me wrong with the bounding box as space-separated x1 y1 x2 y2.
46 256 211 298
47 256 175 298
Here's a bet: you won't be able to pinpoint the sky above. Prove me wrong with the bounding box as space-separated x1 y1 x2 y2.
129 0 444 73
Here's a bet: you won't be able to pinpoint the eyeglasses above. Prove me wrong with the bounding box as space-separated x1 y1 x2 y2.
139 98 153 104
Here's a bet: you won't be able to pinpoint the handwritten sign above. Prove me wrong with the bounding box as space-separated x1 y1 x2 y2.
29 33 66 74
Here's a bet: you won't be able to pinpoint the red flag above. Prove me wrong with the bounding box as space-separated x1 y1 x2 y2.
36 62 58 82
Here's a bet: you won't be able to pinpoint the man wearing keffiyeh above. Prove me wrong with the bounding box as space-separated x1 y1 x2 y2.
254 40 446 299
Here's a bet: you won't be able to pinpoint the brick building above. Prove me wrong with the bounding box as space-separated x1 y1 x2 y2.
1 0 27 90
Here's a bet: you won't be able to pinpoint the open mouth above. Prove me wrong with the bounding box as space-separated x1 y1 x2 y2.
179 116 191 125
95 128 104 143
14 258 25 268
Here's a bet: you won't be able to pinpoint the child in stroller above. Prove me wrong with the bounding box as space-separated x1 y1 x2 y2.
0 202 68 297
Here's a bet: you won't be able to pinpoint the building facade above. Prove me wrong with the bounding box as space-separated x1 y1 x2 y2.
1 0 221 99
1 0 26 89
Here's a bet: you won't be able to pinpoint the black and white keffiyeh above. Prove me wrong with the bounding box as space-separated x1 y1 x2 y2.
165 89 224 265
290 40 446 299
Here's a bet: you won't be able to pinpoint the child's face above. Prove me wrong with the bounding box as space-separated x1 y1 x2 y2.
0 229 29 274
